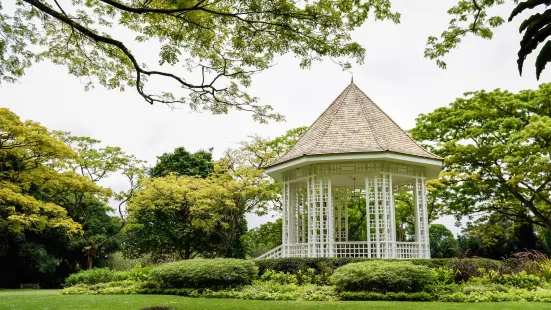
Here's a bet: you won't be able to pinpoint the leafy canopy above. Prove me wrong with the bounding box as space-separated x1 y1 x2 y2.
149 147 213 178
0 0 399 122
412 83 551 233
0 108 99 235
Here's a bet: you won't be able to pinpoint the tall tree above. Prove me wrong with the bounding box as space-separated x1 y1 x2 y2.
55 134 145 268
1 1 399 121
150 147 213 178
412 83 551 233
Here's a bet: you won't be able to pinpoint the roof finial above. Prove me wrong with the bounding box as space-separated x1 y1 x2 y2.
350 71 354 84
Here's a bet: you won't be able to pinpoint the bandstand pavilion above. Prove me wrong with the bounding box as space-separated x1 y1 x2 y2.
258 83 443 259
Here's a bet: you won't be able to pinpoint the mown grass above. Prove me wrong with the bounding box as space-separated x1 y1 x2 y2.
1 289 551 310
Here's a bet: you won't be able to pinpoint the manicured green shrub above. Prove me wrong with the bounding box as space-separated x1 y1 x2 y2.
65 266 153 286
339 291 434 301
254 257 471 278
148 258 258 289
331 261 437 293
61 280 142 295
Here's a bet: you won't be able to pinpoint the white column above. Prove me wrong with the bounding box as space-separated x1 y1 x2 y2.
389 174 396 259
282 182 288 258
421 177 430 258
289 184 296 246
327 178 333 257
374 177 380 258
318 179 324 257
365 177 371 258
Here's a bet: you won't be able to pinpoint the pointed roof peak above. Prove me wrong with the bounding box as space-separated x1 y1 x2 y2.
267 83 441 168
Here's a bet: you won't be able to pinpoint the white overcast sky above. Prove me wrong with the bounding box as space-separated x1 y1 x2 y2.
1 1 548 235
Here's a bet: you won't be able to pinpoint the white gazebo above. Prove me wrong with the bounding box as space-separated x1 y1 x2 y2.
258 83 442 259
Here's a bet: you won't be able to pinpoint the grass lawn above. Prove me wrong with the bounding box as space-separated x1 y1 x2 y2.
2 290 551 310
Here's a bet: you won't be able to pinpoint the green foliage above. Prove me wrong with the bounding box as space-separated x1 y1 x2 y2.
260 269 325 286
0 108 144 288
61 280 142 295
65 268 125 286
425 0 506 70
438 287 551 302
429 224 458 258
447 258 502 282
105 252 151 271
331 261 437 293
242 220 282 258
509 0 551 79
491 271 544 290
254 257 451 278
338 291 434 301
412 84 551 235
149 147 214 178
537 258 551 281
2 1 401 122
64 266 152 286
148 259 258 289
124 172 261 260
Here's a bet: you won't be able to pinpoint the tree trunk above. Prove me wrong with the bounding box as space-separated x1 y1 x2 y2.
86 247 96 269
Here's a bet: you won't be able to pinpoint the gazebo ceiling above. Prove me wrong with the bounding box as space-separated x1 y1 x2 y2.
265 83 442 180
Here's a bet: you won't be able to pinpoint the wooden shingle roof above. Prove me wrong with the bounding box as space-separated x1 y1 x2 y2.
267 83 440 168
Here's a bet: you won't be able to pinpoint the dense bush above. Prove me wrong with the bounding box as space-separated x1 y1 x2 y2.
64 266 152 286
331 261 437 293
260 269 325 285
105 252 152 271
491 271 545 290
447 258 502 282
148 258 258 289
65 268 126 286
254 258 450 278
339 291 434 301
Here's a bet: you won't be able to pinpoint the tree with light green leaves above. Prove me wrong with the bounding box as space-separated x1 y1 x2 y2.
0 0 399 122
411 83 551 235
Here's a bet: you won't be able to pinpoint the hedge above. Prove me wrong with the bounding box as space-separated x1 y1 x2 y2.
331 261 437 293
254 257 496 278
148 258 258 289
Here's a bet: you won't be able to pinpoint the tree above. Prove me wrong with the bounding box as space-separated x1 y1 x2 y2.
242 219 282 258
0 108 116 287
124 161 272 260
55 134 145 268
1 1 399 121
429 224 458 258
0 108 91 237
411 83 551 234
457 214 544 259
426 0 551 79
150 147 213 178
224 126 308 211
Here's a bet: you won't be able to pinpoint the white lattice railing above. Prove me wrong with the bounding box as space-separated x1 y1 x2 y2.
256 242 425 259
256 245 282 259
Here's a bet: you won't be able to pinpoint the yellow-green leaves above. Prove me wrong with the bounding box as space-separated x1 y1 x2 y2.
0 108 88 235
